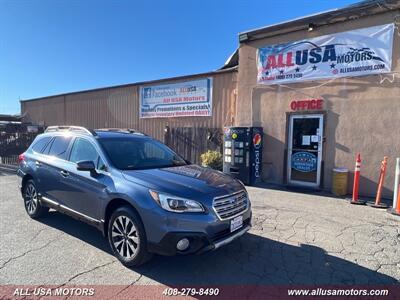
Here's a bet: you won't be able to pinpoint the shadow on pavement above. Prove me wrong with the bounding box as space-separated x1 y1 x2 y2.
253 182 393 207
38 211 397 285
37 211 113 255
0 169 17 176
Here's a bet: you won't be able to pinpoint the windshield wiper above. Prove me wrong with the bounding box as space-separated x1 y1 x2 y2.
123 161 186 170
172 160 187 166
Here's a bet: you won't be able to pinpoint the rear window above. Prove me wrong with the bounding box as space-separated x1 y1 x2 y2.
31 136 51 154
47 136 72 159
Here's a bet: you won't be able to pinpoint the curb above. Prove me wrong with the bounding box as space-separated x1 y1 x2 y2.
0 164 18 174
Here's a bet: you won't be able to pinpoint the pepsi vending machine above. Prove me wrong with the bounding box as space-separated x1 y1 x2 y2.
223 127 263 185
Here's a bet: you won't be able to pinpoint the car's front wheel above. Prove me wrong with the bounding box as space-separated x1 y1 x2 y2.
107 206 152 267
23 179 49 218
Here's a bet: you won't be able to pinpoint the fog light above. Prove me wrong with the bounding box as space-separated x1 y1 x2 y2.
176 238 190 251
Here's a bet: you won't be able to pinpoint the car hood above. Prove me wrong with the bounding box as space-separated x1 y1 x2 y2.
121 165 244 202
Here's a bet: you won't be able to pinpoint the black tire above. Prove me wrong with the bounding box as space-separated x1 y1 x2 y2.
23 179 49 219
107 206 152 267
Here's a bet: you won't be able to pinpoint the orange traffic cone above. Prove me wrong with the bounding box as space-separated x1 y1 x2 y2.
368 157 389 208
350 153 366 205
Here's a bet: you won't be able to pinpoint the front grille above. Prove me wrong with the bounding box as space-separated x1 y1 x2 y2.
213 191 248 220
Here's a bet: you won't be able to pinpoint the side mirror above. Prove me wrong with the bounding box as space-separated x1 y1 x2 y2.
184 159 191 165
76 160 96 172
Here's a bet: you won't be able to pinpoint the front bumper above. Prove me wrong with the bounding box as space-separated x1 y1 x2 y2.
212 224 250 250
147 214 251 256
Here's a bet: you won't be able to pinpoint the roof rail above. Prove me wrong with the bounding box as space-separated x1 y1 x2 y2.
95 128 146 135
45 126 96 135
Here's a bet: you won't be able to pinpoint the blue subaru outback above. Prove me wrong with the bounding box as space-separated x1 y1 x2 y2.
17 126 251 266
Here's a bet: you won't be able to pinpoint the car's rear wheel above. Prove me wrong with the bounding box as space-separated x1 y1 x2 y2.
23 179 49 218
107 206 152 267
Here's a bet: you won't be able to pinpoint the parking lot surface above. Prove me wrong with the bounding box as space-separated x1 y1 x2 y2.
0 173 399 287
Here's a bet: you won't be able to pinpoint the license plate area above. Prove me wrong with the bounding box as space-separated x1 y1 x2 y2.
230 215 243 232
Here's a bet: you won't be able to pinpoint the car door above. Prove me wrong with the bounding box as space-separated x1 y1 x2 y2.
37 135 73 203
27 135 53 194
59 137 111 221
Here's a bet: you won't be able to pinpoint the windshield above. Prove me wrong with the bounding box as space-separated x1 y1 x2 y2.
99 137 187 170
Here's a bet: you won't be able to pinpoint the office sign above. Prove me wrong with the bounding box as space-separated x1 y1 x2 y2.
140 78 212 118
290 99 324 111
257 23 394 84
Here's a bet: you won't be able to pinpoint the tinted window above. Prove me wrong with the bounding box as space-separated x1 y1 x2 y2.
47 136 72 159
99 137 186 170
31 136 51 154
69 138 99 164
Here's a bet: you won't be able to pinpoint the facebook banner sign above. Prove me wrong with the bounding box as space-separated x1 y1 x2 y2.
140 78 213 118
257 23 394 84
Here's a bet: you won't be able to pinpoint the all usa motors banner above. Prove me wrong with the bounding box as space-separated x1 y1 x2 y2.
257 23 394 84
139 78 213 118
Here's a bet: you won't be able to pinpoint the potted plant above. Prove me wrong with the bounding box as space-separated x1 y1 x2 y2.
200 150 223 171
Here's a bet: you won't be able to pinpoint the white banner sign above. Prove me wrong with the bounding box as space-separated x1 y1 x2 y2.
139 78 213 118
257 23 394 84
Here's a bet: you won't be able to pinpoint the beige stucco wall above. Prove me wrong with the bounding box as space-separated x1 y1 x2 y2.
237 10 400 197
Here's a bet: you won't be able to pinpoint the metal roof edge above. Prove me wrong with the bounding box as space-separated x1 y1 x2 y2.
238 7 341 36
238 0 399 40
219 49 239 70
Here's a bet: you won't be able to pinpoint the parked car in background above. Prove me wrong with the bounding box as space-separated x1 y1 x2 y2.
17 126 252 266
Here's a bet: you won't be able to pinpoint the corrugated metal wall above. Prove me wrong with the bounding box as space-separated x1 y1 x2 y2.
21 96 65 126
21 70 237 142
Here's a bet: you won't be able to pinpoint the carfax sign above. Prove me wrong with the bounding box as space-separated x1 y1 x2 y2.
139 78 213 118
257 23 394 84
291 152 317 173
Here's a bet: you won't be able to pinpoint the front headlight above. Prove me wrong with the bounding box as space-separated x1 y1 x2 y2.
149 190 204 213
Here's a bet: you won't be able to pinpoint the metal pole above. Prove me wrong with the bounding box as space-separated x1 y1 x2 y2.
393 158 400 209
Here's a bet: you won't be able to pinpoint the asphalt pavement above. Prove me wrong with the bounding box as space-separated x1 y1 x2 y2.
0 173 399 287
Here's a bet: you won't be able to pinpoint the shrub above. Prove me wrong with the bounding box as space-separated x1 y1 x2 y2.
200 150 223 170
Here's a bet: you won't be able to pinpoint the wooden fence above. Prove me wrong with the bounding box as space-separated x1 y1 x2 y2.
0 132 38 166
165 127 223 165
0 127 223 167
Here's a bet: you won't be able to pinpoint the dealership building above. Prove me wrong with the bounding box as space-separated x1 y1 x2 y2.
21 0 400 197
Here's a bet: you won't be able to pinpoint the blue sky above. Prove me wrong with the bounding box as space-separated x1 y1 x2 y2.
0 0 360 114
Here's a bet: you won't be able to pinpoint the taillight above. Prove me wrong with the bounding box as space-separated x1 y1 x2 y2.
18 153 25 163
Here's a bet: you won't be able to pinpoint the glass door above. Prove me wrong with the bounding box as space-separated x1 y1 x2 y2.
287 114 323 188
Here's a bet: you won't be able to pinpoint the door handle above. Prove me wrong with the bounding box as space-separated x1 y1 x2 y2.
35 161 42 167
60 170 69 177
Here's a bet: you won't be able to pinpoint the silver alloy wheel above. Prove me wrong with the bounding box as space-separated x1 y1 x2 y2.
111 216 140 259
25 183 38 214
